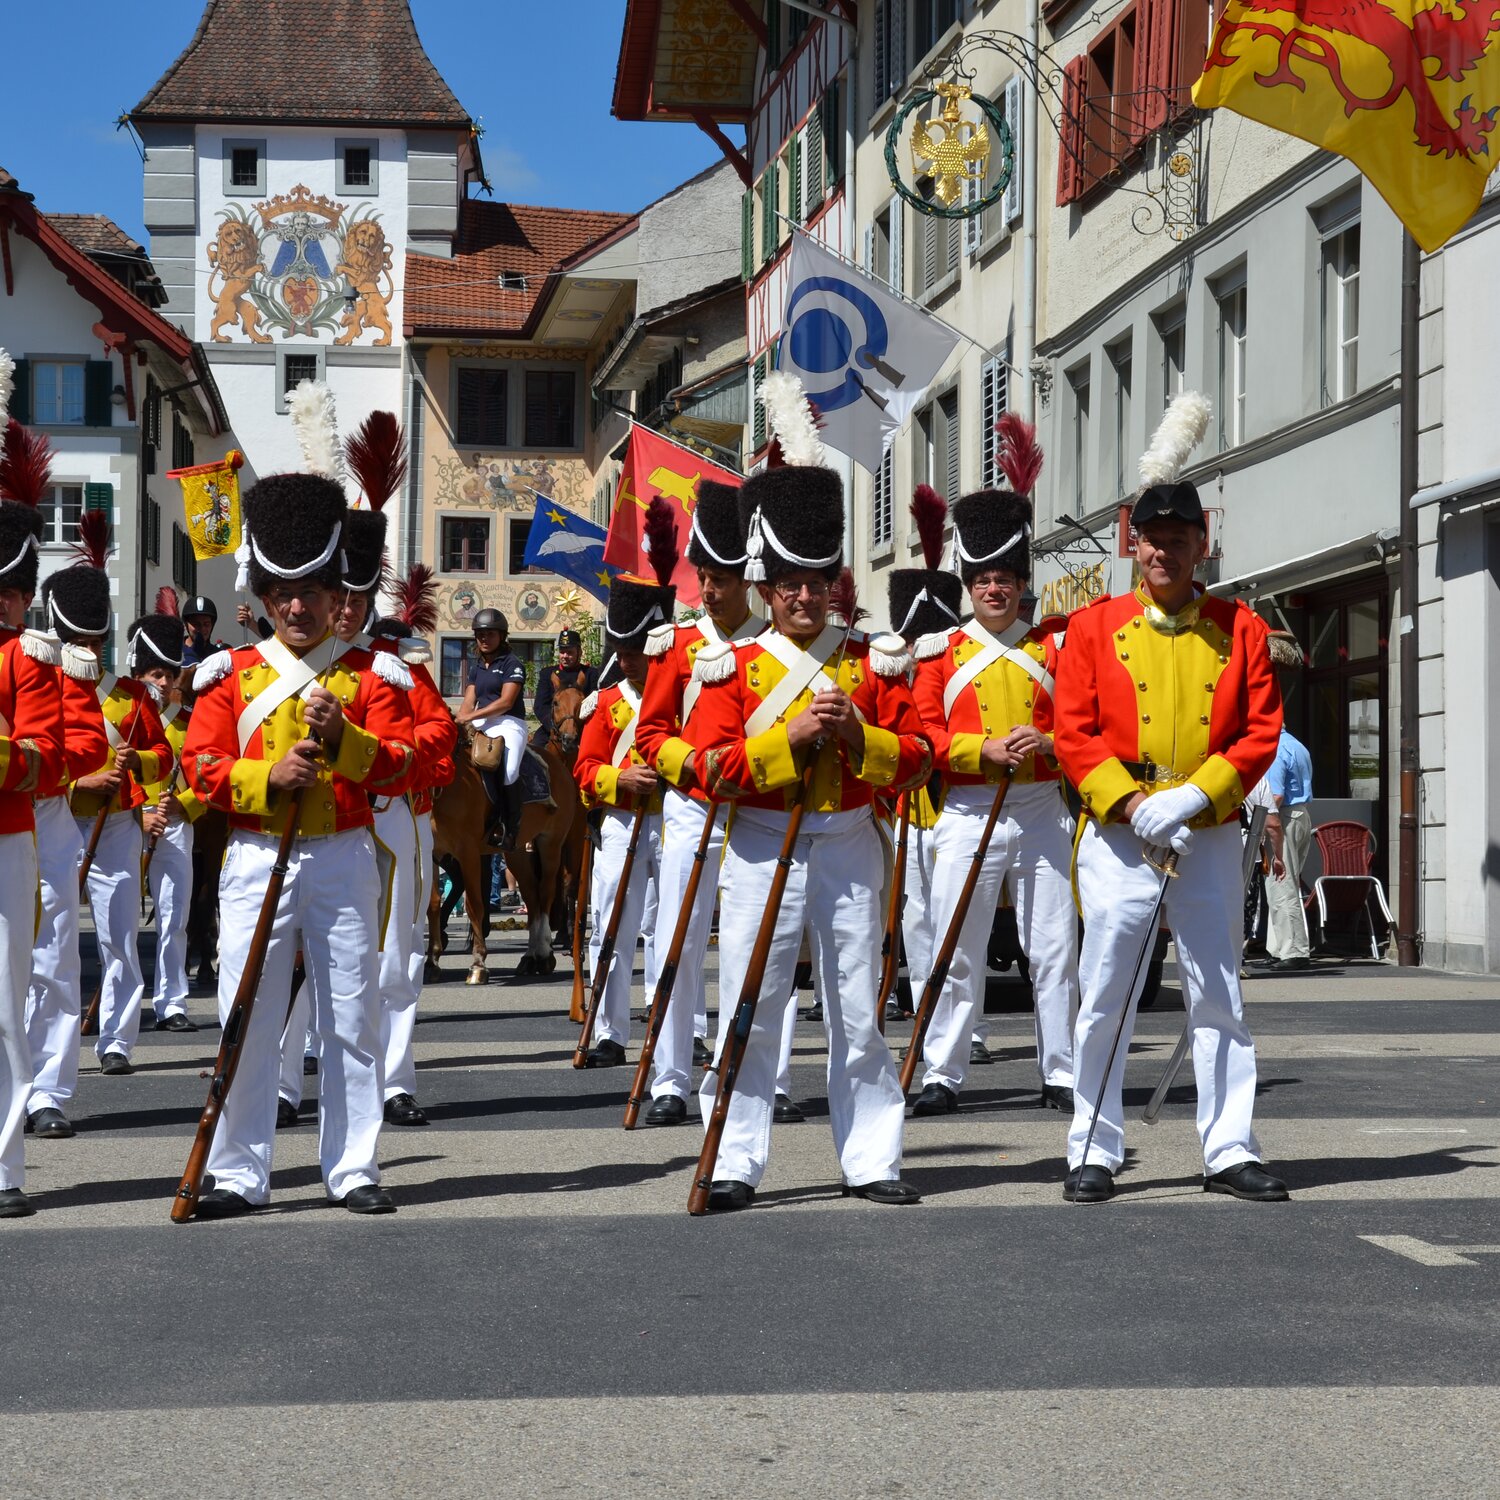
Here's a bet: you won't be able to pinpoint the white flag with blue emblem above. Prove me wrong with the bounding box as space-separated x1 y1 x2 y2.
776 234 961 474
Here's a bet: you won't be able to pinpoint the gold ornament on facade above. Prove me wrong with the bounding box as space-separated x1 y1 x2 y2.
910 83 991 208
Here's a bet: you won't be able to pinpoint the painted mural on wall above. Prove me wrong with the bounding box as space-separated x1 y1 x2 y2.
431 453 592 513
206 185 393 345
439 579 599 635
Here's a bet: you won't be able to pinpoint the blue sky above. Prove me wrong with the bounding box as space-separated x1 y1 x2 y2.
0 2 730 243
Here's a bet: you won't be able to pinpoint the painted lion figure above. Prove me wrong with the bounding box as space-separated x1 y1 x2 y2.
206 220 271 344
334 220 394 347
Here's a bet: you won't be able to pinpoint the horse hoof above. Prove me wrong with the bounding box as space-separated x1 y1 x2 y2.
465 966 488 986
516 954 537 976
541 955 557 976
423 962 442 983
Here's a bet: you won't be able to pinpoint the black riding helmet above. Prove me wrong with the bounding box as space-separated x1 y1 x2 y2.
472 607 507 644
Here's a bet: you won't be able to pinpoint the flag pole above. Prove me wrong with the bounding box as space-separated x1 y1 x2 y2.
1395 231 1420 967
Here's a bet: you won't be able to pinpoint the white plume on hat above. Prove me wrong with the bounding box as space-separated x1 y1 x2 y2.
760 370 826 468
0 348 14 431
1138 391 1212 489
288 380 347 489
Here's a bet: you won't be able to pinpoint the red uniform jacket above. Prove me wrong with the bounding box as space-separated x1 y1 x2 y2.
367 640 457 814
182 639 417 838
68 672 171 818
636 615 763 803
694 628 932 815
912 624 1060 787
36 655 109 803
0 629 64 834
575 681 659 812
1053 586 1282 827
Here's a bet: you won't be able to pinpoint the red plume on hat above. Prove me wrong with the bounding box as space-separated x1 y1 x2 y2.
155 585 179 617
995 413 1044 498
394 562 439 635
69 509 112 570
644 495 679 589
343 411 407 512
910 484 947 570
829 565 867 626
0 418 53 507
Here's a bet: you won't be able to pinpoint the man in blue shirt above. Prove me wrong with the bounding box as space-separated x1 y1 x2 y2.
1264 726 1314 968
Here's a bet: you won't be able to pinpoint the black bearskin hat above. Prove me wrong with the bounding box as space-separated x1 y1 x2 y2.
605 576 675 652
43 565 112 641
737 467 844 585
126 612 185 673
596 633 625 692
686 480 748 573
241 473 347 597
0 501 42 595
342 507 388 594
888 568 964 643
370 615 413 641
950 489 1033 586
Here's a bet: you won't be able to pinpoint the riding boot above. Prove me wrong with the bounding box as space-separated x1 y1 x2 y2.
500 780 524 852
481 768 505 848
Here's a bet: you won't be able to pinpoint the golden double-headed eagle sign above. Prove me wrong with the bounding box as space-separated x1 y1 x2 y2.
911 82 991 207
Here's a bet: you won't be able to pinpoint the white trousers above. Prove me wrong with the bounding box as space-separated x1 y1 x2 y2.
1071 819 1261 1175
641 867 660 994
700 809 904 1189
649 790 724 1100
473 714 528 785
588 807 663 1047
77 811 145 1061
279 975 310 1108
0 831 38 1190
147 818 194 1020
209 827 384 1203
1267 805 1312 961
398 809 435 1085
376 798 423 1101
900 818 937 1005
922 782 1079 1093
26 797 83 1113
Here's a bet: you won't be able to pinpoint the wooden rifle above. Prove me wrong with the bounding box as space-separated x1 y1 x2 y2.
568 820 594 1027
571 799 648 1067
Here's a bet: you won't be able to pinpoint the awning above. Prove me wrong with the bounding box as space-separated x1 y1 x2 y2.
1410 465 1500 509
1208 532 1387 601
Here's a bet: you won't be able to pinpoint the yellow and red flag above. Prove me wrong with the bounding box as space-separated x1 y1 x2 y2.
1193 0 1500 252
603 426 741 609
168 449 244 562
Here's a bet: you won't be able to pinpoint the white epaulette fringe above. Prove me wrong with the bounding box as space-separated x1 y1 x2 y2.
913 629 953 661
370 651 414 691
579 690 600 723
193 649 234 692
644 621 676 658
692 639 737 684
20 630 60 666
867 632 910 679
61 643 100 682
396 639 432 666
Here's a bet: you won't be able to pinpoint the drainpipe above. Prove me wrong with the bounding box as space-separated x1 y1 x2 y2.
1396 232 1420 966
1014 0 1040 423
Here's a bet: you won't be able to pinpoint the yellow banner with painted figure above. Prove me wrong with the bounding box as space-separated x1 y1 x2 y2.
168 450 244 562
1193 0 1500 253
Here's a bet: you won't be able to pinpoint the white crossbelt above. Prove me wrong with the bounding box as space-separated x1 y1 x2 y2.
942 619 1055 720
97 673 124 749
681 614 764 726
609 679 642 769
235 635 340 756
743 624 856 738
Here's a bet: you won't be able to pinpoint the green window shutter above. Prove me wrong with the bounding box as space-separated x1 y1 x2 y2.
84 361 113 427
752 353 768 450
760 164 778 267
741 189 754 282
84 483 113 515
787 136 802 226
9 360 29 425
821 80 841 189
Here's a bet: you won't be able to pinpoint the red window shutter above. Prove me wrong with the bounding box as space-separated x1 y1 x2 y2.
1056 56 1089 206
1174 0 1211 116
1135 0 1170 136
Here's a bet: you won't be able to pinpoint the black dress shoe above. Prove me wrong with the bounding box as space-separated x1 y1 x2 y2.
692 1037 713 1067
27 1107 74 1139
842 1179 921 1205
1204 1161 1290 1201
773 1093 805 1124
99 1051 133 1076
584 1039 627 1068
911 1082 958 1116
969 1039 994 1065
338 1184 396 1215
276 1099 300 1130
884 997 901 1022
644 1094 687 1126
1040 1083 1075 1111
383 1093 429 1127
193 1188 259 1220
1063 1164 1115 1203
157 1013 198 1032
0 1188 36 1218
706 1180 755 1212
302 1053 318 1075
804 999 823 1022
1276 956 1311 972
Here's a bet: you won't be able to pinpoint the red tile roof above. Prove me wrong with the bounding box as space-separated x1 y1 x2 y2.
45 214 151 260
404 201 634 337
131 0 471 128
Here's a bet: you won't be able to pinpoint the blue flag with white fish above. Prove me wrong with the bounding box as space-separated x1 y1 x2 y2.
522 503 621 602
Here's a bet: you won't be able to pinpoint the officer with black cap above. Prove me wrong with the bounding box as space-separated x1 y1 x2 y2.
532 626 598 749
181 595 230 666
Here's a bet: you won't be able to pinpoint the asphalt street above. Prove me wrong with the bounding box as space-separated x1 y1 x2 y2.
4 918 1498 1499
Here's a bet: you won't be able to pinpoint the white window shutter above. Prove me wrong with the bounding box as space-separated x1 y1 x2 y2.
981 355 1010 488
875 0 888 104
892 0 907 92
963 169 981 255
862 224 875 273
1004 75 1024 228
942 391 961 501
890 197 905 294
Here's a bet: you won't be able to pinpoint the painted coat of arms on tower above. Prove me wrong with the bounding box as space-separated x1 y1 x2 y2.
205 185 394 344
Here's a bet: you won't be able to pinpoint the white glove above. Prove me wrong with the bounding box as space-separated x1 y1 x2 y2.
1131 784 1210 855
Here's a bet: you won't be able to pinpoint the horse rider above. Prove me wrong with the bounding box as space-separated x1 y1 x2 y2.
532 628 597 749
456 609 529 851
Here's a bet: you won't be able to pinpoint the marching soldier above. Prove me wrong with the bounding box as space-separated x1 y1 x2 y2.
1052 393 1288 1203
909 423 1079 1116
634 480 762 1122
532 628 597 747
691 380 931 1210
180 469 417 1218
572 511 676 1067
128 592 203 1032
52 524 171 1076
0 409 65 1214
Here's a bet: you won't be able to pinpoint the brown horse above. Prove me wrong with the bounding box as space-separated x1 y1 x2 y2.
429 733 495 985
545 687 587 946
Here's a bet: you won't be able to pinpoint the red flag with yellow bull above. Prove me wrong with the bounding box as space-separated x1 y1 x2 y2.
603 426 741 610
1193 0 1500 252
